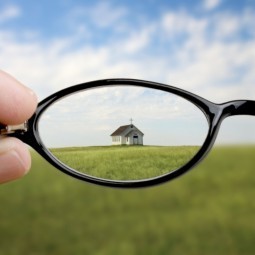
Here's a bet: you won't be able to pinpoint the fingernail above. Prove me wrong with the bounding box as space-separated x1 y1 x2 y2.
26 87 38 101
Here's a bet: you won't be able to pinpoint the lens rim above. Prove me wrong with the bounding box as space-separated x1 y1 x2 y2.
16 79 224 187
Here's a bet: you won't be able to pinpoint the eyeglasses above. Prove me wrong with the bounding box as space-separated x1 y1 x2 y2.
1 79 254 188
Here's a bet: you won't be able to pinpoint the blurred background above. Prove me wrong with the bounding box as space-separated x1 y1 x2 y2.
0 0 254 254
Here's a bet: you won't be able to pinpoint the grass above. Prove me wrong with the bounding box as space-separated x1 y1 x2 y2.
50 145 200 180
0 146 254 254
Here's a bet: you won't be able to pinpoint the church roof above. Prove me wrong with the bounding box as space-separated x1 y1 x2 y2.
110 124 144 136
110 125 130 136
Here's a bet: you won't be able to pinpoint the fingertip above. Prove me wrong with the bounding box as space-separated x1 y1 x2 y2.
0 70 38 125
0 138 31 184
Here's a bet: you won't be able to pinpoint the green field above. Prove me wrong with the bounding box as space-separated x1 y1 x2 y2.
0 146 254 254
50 146 200 180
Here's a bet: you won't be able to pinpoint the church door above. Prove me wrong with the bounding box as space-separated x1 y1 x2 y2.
133 135 138 145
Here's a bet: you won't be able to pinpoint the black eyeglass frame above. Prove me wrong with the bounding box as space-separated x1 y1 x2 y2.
3 79 255 188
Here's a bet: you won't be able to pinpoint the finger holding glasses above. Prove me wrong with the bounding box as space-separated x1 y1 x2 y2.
0 70 37 184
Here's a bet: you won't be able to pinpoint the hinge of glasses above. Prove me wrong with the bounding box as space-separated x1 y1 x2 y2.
0 121 28 135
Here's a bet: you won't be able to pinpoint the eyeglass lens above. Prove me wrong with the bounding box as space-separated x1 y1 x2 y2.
38 85 208 181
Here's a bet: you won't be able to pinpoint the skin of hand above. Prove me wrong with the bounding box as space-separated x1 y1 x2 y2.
0 70 37 184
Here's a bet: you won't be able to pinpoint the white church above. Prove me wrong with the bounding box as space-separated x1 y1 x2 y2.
110 121 144 146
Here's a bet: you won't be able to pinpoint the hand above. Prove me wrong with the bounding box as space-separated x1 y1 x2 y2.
0 70 37 184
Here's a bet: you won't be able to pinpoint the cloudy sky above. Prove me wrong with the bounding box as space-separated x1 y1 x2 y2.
1 0 255 144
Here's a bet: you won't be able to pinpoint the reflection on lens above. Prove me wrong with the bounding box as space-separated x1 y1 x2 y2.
39 86 208 180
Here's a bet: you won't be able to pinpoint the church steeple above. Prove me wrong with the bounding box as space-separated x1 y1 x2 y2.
130 118 133 128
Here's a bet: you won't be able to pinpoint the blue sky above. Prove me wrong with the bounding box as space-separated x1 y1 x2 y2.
0 0 255 144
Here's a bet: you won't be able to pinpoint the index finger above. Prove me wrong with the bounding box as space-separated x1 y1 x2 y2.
0 70 37 125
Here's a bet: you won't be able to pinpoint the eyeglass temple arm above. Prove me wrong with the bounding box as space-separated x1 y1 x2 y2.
0 122 27 135
228 100 255 116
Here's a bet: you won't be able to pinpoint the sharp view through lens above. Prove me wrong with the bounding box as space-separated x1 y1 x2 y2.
39 86 209 180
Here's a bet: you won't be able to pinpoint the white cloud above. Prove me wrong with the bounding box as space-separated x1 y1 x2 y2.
69 2 127 28
118 25 155 54
0 5 21 23
1 4 255 144
214 15 239 37
203 0 221 11
0 7 254 103
158 9 255 101
90 2 127 28
162 11 207 36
